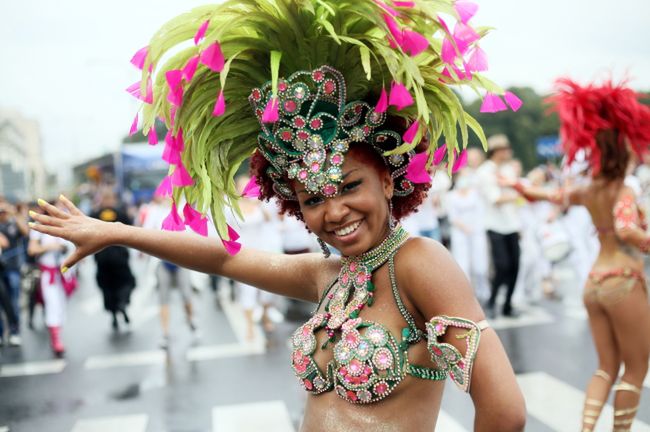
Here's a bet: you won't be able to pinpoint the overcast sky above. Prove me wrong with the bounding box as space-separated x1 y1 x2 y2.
1 0 649 172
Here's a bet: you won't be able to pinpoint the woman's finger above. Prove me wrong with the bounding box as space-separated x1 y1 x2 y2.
28 221 66 239
37 198 70 220
30 211 65 228
58 194 84 217
61 249 83 271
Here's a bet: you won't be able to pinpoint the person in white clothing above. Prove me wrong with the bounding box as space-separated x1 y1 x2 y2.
28 201 76 356
476 135 522 317
141 195 198 349
447 171 490 301
233 177 283 339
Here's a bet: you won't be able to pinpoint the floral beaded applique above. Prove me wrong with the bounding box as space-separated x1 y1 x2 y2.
332 318 406 403
425 316 483 392
614 193 647 231
291 313 332 393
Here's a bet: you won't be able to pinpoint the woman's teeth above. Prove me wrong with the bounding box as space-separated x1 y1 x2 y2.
335 221 361 236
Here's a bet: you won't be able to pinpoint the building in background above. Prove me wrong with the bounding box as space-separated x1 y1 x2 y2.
0 109 47 201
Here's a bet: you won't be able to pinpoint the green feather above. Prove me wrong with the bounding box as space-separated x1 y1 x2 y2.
138 0 502 239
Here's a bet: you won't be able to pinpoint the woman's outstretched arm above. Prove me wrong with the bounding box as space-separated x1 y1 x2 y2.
29 196 336 302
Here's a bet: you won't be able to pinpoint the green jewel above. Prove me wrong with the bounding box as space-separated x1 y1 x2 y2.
349 310 360 319
366 281 375 292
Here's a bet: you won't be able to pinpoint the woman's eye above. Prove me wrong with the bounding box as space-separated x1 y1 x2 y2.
342 180 362 192
304 196 324 206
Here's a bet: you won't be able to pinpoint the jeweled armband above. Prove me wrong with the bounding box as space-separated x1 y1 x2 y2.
425 316 489 392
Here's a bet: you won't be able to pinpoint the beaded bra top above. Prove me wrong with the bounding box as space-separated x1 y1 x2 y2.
290 227 487 404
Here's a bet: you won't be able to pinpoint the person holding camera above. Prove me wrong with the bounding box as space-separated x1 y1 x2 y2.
0 200 30 346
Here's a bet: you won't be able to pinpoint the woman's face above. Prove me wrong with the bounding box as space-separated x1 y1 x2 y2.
294 150 393 256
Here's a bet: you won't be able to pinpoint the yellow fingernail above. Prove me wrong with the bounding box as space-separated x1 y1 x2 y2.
29 210 37 218
37 198 47 207
59 194 67 201
61 266 68 274
28 222 35 227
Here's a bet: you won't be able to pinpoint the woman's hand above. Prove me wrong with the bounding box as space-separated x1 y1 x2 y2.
29 195 113 270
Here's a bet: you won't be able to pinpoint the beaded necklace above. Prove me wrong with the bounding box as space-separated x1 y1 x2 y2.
322 226 409 346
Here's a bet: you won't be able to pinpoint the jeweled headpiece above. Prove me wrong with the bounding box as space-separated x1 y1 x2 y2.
128 0 518 248
250 65 413 199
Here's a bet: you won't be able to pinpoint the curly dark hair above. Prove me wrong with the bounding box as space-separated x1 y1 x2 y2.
250 139 431 223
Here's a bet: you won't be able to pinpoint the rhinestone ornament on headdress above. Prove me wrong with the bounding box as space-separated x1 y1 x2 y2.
249 65 415 200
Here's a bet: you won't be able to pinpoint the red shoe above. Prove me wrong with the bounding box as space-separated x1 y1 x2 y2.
47 326 65 357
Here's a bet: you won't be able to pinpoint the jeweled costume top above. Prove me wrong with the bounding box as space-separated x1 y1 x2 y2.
129 0 517 402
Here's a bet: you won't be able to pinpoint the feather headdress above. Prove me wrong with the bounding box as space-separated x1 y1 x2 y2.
549 78 650 174
127 0 516 248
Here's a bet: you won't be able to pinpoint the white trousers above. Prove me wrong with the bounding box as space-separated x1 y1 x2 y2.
236 282 275 310
41 275 66 327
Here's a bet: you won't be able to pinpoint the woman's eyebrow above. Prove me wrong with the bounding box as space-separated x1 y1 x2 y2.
295 168 360 195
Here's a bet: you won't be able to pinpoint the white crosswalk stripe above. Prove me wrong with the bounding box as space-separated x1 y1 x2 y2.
212 400 295 432
489 306 555 330
84 350 165 370
518 371 650 432
0 359 66 378
70 414 148 432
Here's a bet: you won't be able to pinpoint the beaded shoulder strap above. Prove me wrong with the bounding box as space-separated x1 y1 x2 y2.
315 276 339 311
387 254 425 350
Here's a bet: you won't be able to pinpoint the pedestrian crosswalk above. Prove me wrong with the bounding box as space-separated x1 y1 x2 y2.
62 370 650 432
0 359 65 378
70 414 148 432
518 372 650 432
212 400 295 432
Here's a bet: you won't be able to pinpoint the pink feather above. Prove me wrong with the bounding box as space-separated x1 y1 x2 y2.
161 203 185 231
171 163 194 187
388 82 414 110
128 113 139 136
130 46 148 70
199 42 224 72
194 20 210 45
155 176 173 197
452 149 468 173
182 55 200 82
403 119 420 144
504 91 523 112
262 97 279 123
241 176 261 198
375 88 389 113
405 152 431 184
433 145 448 165
454 1 479 24
213 90 226 116
480 93 508 113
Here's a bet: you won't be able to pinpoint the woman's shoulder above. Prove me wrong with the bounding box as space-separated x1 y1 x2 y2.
394 236 477 317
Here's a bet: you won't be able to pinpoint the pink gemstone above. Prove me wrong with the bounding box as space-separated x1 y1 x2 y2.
341 273 349 284
346 390 357 401
360 374 369 383
302 327 311 336
345 332 359 347
349 262 357 272
252 89 261 101
298 131 309 140
313 71 324 81
363 126 370 134
375 383 388 394
432 346 442 355
310 119 322 129
278 82 288 92
299 170 308 180
355 272 366 285
311 162 320 172
324 81 335 94
303 379 313 390
284 100 297 112
349 359 362 374
332 155 342 164
294 118 305 127
435 324 443 332
323 184 337 195
281 131 292 141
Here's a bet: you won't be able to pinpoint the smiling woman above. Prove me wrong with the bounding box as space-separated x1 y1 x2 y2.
29 0 527 430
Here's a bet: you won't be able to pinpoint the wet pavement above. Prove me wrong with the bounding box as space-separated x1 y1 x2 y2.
0 256 649 432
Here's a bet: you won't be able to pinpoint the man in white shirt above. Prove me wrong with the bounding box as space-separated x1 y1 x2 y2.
476 135 522 318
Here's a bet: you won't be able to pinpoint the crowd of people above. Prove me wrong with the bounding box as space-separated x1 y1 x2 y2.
6 1 650 430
